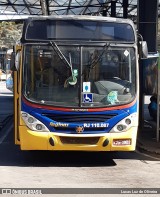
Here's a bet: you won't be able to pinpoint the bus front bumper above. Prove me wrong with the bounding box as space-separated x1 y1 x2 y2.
19 126 137 151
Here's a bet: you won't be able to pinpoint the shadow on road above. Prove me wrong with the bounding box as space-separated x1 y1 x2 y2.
0 126 158 168
0 121 119 167
0 145 117 167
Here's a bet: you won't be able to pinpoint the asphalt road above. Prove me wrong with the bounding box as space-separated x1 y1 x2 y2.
0 81 13 127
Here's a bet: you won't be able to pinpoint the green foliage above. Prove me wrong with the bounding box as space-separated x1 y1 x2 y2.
0 21 22 48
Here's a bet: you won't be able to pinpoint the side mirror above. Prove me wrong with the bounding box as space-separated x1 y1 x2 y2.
139 41 148 59
15 51 21 70
10 52 16 71
10 50 21 71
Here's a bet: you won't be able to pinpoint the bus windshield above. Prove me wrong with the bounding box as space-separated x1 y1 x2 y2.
23 44 136 107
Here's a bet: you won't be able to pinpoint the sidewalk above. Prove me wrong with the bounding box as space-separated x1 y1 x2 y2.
137 125 160 158
136 98 160 158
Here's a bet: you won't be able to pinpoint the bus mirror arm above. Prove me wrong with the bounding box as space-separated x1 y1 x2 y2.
138 34 148 59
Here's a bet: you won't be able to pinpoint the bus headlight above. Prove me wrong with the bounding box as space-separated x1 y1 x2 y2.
117 124 126 131
110 113 138 133
28 117 34 124
21 111 49 132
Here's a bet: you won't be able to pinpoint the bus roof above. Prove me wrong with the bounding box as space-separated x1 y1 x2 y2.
26 15 135 26
22 15 136 43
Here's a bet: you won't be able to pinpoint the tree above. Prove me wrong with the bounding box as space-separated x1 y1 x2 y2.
0 21 22 49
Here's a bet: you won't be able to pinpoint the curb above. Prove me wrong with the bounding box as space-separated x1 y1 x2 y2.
136 140 160 158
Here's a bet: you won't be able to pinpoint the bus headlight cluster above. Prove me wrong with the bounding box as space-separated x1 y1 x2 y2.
21 111 49 132
110 113 138 133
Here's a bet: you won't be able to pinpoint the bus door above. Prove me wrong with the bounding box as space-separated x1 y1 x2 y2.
12 46 21 144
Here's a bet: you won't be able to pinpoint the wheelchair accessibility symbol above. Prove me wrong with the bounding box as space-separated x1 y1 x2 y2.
83 93 93 103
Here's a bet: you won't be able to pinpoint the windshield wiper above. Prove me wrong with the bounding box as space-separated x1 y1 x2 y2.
50 41 77 86
89 43 110 69
50 41 71 68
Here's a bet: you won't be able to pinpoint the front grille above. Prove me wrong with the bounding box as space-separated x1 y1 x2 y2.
54 127 106 132
60 137 100 145
43 113 117 123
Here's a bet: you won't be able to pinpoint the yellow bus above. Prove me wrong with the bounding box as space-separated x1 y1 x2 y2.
12 16 148 151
